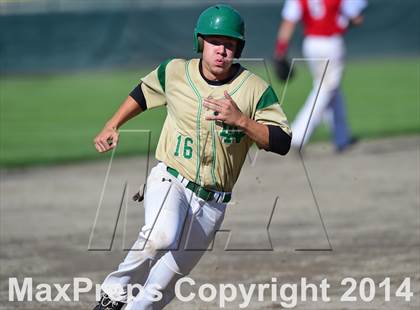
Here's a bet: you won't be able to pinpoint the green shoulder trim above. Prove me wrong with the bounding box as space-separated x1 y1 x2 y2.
157 58 173 92
256 86 279 110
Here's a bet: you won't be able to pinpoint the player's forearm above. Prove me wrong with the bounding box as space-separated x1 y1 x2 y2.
104 96 143 130
275 20 296 57
277 19 296 44
236 115 291 155
236 116 269 149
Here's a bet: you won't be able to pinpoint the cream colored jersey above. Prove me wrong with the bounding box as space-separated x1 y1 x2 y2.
140 58 290 192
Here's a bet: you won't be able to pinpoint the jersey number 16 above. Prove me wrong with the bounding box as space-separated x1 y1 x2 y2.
174 135 193 159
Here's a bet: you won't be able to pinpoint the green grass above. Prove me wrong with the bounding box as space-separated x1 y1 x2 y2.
1 58 419 167
0 69 166 167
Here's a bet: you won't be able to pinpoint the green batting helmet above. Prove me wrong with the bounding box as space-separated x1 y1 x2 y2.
194 4 245 58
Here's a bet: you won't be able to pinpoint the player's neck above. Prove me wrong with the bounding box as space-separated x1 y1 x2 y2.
199 59 240 85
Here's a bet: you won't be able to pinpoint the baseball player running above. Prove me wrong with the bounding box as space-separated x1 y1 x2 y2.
275 0 367 152
93 4 291 310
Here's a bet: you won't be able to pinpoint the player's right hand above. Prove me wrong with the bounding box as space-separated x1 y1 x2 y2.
94 126 119 153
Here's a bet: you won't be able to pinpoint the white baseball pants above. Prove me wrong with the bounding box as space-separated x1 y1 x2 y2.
101 162 227 309
291 35 346 148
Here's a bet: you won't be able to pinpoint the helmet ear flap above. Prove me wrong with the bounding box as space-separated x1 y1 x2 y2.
193 30 204 53
197 36 204 53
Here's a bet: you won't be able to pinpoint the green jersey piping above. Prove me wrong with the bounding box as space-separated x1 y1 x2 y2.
210 120 217 186
229 71 252 96
185 60 203 184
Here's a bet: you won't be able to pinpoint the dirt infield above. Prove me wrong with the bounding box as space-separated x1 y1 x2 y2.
1 135 419 309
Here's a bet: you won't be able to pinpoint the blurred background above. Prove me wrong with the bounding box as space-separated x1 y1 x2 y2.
0 0 419 167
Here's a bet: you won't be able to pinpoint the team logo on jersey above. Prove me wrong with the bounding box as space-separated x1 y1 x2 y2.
219 123 245 144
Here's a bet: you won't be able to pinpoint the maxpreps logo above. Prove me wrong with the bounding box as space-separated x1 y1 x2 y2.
8 277 162 304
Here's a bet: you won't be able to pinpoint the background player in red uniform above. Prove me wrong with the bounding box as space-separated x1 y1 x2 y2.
275 0 367 152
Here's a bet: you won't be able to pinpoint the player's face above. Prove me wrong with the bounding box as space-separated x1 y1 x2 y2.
202 35 238 80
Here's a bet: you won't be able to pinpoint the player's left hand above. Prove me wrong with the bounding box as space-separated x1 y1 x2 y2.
203 91 245 126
